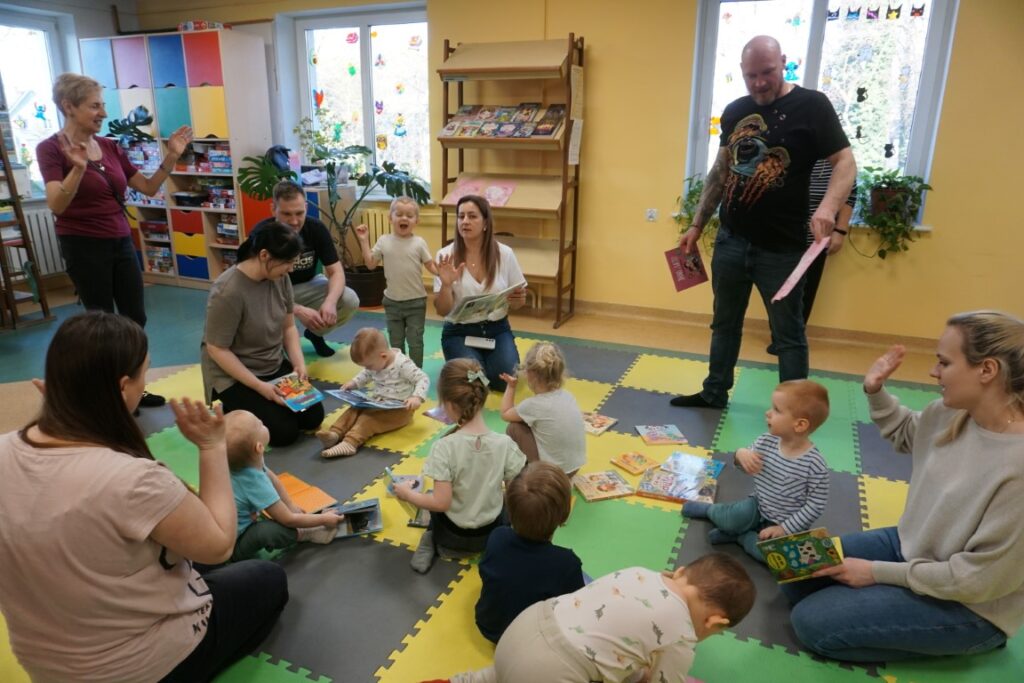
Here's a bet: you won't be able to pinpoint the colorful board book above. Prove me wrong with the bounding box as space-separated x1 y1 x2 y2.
277 472 337 513
635 424 688 445
757 528 844 584
272 374 324 413
661 452 725 479
610 452 659 475
329 498 384 538
325 388 405 410
635 460 721 504
582 412 617 436
572 470 635 502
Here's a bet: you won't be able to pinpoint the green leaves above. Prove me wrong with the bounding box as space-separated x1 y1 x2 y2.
237 155 297 201
856 166 933 259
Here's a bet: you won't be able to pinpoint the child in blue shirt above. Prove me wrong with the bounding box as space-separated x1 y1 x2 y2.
227 410 343 561
475 461 585 642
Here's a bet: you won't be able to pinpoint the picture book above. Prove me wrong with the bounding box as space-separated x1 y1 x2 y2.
635 467 717 504
512 102 541 123
424 404 454 425
665 247 709 292
635 424 688 445
453 104 480 120
446 179 517 208
494 106 519 123
458 121 483 137
533 120 559 137
511 123 536 138
496 122 520 138
277 472 337 513
446 281 527 324
572 470 635 502
610 451 660 475
324 388 406 410
439 120 462 137
661 451 725 480
384 467 428 523
329 498 384 539
757 528 844 584
582 411 618 436
476 106 498 121
479 121 501 137
271 374 324 413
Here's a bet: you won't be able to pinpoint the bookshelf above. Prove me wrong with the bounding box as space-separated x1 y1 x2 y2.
437 35 584 328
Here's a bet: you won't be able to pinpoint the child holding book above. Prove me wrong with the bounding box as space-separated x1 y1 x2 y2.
499 342 586 476
443 553 756 683
683 379 831 562
354 196 438 367
394 358 527 574
475 462 585 643
316 327 429 458
226 410 343 561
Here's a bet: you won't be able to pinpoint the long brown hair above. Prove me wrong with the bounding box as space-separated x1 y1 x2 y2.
453 195 501 289
438 358 489 426
25 311 153 459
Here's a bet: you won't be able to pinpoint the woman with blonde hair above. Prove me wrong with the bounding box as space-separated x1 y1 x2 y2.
786 310 1024 661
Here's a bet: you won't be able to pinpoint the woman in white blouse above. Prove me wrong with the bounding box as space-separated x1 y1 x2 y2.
434 195 527 391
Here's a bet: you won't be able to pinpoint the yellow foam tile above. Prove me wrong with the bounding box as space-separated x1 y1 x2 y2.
859 475 909 530
144 364 205 402
513 335 545 359
306 352 361 384
376 566 495 682
353 457 434 550
620 354 713 395
564 377 615 413
0 613 30 683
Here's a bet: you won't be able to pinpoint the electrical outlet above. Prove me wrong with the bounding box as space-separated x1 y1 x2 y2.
645 208 658 222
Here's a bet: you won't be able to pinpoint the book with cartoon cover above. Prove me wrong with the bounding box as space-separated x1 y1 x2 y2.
635 467 718 504
496 122 519 138
635 424 688 445
479 121 500 137
757 528 844 584
610 452 659 475
453 104 480 120
582 411 617 435
329 498 384 538
384 467 430 527
271 374 324 413
439 120 462 137
458 121 483 137
511 123 536 138
661 451 725 479
494 106 518 122
572 470 635 502
512 102 541 123
665 247 709 292
446 281 527 324
325 388 406 410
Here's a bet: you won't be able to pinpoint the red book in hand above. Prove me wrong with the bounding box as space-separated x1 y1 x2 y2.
665 247 709 292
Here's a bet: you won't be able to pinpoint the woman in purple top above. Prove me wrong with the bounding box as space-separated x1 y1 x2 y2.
38 73 193 407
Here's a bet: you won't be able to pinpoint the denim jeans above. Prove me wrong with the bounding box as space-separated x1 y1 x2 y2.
705 496 770 562
783 527 1007 661
441 317 519 391
702 228 808 405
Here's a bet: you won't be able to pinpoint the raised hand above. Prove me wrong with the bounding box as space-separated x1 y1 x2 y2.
171 399 225 450
499 372 518 390
58 133 88 170
354 224 369 241
166 125 194 157
864 345 906 395
436 253 465 287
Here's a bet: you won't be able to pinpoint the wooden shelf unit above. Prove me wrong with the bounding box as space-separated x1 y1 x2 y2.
438 35 584 328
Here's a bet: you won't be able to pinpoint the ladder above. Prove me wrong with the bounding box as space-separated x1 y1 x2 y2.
0 76 53 329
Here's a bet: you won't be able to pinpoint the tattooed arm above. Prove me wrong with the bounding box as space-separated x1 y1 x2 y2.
680 146 730 254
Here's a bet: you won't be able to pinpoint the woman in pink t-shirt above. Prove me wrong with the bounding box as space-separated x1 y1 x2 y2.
0 312 288 682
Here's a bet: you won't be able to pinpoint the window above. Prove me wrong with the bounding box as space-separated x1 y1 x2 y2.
0 15 64 197
294 8 430 187
687 0 958 181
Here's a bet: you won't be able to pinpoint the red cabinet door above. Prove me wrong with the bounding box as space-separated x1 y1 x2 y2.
183 32 223 87
112 37 151 89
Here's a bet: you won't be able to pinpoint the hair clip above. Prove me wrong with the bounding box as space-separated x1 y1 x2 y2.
467 369 490 386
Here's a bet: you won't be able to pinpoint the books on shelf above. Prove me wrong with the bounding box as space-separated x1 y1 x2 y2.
635 425 688 445
440 102 565 140
277 472 338 513
572 470 635 502
582 412 618 436
610 452 659 475
324 388 406 410
757 528 844 584
271 374 324 413
329 498 384 538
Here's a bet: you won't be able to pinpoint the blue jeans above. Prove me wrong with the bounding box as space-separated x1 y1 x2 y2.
702 228 808 405
706 496 770 562
784 527 1007 662
441 317 519 391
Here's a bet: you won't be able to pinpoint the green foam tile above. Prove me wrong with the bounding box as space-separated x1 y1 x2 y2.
553 494 683 577
215 653 332 683
691 632 874 683
146 427 199 488
880 633 1023 683
713 368 780 453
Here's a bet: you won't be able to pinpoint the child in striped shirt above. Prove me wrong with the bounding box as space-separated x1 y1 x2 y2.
683 379 830 562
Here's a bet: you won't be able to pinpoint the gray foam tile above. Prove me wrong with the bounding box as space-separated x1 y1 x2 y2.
856 422 912 482
598 386 723 449
558 343 640 385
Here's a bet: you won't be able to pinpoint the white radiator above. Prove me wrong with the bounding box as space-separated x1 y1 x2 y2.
8 207 65 276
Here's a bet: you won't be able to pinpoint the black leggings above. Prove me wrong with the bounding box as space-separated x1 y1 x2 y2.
213 359 325 447
160 560 288 683
58 234 146 327
430 508 507 553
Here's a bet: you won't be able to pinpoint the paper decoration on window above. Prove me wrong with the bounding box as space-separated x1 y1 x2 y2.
34 104 46 121
347 64 357 77
884 143 895 158
866 6 880 20
786 14 802 27
375 53 385 67
13 116 26 129
394 114 407 137
898 65 912 90
408 36 422 50
709 116 721 137
847 7 862 20
722 11 733 23
395 82 405 95
310 51 318 66
346 32 358 44
857 87 868 102
856 125 863 139
725 72 733 84
887 4 902 19
376 133 388 151
375 100 384 115
784 61 800 82
313 90 325 109
827 7 840 20
351 111 360 124
910 4 925 18
371 31 377 38
332 123 342 142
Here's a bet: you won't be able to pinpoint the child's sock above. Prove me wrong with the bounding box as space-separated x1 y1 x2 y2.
316 430 341 448
411 530 436 573
298 525 336 544
322 440 358 459
682 501 711 519
304 329 336 357
708 528 738 544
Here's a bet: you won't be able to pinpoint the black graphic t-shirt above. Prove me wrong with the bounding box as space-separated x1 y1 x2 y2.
718 86 849 252
252 216 340 285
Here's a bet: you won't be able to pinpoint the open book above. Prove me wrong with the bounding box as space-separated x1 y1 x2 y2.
325 388 406 410
384 467 430 528
328 498 384 539
446 281 527 324
757 528 844 584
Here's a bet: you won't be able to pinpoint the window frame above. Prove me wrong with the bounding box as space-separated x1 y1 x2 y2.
684 0 960 184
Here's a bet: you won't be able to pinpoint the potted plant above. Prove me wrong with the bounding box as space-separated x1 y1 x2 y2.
672 174 720 251
855 166 932 259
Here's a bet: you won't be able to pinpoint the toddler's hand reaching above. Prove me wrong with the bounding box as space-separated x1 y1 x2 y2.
758 525 786 541
734 447 763 474
341 381 356 391
393 480 416 501
319 510 345 528
499 373 518 390
404 396 423 410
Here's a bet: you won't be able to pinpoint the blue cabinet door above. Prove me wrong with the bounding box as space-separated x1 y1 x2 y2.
81 40 116 90
154 88 191 137
149 35 187 88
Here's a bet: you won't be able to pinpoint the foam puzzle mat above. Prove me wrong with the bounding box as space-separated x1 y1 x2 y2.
2 311 1020 683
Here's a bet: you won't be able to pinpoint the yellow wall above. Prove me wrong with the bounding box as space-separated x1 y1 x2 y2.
137 0 1024 340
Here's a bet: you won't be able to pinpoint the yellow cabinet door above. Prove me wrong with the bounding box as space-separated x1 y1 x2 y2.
118 89 156 137
173 231 207 258
189 87 229 138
